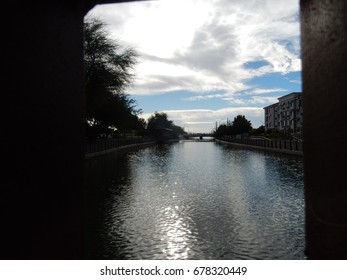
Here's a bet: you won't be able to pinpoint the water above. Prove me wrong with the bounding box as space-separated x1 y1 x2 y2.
85 141 305 259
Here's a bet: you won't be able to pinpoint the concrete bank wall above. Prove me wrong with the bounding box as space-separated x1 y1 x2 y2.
85 141 156 159
215 139 303 156
85 138 180 159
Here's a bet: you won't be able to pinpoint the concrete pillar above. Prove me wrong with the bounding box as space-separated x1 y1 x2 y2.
3 1 86 259
2 0 145 260
301 0 347 259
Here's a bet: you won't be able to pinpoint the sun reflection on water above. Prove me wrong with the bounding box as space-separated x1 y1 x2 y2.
160 206 192 259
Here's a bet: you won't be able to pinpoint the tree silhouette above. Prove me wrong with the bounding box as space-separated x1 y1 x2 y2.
147 112 185 138
214 115 252 138
84 17 142 138
231 115 252 135
147 112 173 130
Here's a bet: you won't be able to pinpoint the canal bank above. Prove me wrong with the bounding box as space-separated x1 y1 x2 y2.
85 140 155 159
216 138 303 156
85 138 179 159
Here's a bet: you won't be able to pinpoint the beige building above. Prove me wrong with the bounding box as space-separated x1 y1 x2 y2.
264 92 303 133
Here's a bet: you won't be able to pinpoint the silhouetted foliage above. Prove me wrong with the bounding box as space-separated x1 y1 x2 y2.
147 112 185 138
251 125 265 136
147 112 173 130
214 124 228 138
262 128 293 140
214 115 252 138
231 115 252 135
84 17 143 139
171 124 185 136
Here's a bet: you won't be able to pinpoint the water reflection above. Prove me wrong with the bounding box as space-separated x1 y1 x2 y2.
85 142 305 259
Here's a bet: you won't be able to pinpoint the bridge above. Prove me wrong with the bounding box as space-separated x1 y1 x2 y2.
182 138 215 142
181 133 215 142
185 133 214 138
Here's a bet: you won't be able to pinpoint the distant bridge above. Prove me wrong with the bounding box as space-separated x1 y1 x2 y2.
182 138 215 142
185 133 214 138
181 133 215 142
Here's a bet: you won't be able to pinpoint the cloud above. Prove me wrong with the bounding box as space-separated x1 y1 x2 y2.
88 0 301 97
248 96 281 105
182 93 226 101
172 17 239 81
183 88 286 105
244 88 288 95
221 96 279 106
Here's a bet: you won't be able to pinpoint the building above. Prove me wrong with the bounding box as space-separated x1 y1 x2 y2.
264 92 303 133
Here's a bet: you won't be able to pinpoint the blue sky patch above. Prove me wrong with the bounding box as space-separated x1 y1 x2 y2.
247 71 302 92
243 60 271 69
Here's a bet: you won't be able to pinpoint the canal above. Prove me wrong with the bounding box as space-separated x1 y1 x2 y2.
85 141 305 259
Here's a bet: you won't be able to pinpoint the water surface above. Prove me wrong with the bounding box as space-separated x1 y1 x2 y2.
85 141 305 259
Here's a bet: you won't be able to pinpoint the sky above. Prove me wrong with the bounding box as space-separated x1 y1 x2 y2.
86 0 302 133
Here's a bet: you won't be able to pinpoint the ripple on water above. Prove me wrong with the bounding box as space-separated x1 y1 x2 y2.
86 142 305 259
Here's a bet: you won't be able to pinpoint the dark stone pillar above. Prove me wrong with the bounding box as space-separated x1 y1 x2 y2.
3 1 86 259
1 0 145 260
301 0 347 259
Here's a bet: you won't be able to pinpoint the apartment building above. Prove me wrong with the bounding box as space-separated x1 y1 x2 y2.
264 92 303 133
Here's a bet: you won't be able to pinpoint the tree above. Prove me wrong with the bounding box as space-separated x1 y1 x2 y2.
147 112 185 138
213 115 252 138
251 125 265 136
171 124 185 136
84 17 141 138
214 124 228 138
147 112 173 130
231 115 252 135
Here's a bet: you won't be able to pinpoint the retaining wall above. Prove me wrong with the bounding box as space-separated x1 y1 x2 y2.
216 138 303 156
